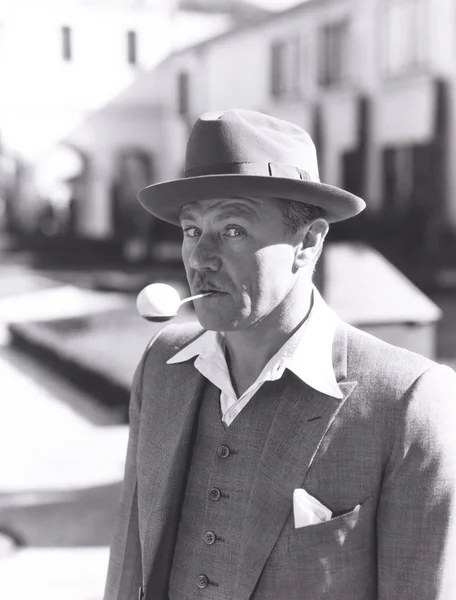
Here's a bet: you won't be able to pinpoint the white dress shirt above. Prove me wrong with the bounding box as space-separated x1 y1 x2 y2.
167 286 343 426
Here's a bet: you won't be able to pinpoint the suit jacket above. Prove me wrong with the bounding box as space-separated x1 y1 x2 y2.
103 319 456 600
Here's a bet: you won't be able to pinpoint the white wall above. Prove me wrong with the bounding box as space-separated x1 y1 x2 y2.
0 0 232 237
0 3 173 161
377 77 435 146
429 0 455 76
204 31 270 111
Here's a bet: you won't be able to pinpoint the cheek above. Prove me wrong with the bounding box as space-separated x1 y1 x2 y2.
248 246 296 305
181 242 192 272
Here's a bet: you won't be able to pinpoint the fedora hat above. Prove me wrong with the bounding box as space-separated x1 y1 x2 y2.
138 109 366 224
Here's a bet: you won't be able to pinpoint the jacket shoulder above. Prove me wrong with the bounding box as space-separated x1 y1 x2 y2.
342 321 440 392
133 321 205 396
144 320 205 364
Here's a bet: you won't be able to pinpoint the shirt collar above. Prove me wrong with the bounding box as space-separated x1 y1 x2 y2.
166 328 223 364
166 285 343 399
284 287 342 398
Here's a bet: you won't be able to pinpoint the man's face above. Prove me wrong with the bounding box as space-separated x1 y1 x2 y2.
180 196 304 331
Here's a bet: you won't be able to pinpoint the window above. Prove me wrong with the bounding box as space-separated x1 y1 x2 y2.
127 30 137 66
318 19 350 87
61 26 72 61
270 36 301 100
384 0 429 75
177 71 190 116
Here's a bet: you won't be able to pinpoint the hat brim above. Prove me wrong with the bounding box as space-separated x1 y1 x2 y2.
138 174 366 225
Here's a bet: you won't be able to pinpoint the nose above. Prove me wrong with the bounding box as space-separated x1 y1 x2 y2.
188 234 222 272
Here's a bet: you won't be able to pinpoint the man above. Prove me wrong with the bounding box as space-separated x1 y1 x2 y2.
104 109 456 599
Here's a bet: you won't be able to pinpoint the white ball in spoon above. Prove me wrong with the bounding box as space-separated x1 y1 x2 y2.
136 283 181 321
136 283 213 322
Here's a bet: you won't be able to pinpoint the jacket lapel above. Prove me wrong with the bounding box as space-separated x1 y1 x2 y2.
234 321 357 600
140 359 206 597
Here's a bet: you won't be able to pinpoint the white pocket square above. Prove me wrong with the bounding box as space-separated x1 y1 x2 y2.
293 488 332 529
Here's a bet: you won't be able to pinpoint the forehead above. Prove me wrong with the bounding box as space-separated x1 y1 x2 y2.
179 196 278 221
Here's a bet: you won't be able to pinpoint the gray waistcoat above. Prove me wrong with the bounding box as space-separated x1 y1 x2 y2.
168 377 284 599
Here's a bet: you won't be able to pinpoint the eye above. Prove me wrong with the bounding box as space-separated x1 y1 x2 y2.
183 226 201 238
224 226 245 237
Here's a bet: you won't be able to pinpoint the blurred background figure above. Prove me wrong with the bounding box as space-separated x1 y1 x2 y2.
0 0 455 598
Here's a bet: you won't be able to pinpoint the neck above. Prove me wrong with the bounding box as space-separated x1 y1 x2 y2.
223 282 314 397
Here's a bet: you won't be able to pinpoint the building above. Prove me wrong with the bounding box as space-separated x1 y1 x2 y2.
148 0 456 267
0 0 266 251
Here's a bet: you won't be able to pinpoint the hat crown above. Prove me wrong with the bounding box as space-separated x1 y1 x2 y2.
185 109 320 182
137 108 366 226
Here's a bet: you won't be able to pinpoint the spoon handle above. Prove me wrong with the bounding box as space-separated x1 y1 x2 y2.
179 292 213 306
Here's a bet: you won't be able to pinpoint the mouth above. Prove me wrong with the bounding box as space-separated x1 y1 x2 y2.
194 285 226 295
196 290 225 296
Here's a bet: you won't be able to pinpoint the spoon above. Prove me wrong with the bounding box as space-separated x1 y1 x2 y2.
136 282 213 322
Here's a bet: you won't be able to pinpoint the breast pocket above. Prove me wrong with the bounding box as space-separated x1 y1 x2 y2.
287 495 375 557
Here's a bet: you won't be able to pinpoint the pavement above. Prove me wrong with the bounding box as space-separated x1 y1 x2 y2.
0 251 131 598
0 244 196 600
0 343 128 600
0 547 111 600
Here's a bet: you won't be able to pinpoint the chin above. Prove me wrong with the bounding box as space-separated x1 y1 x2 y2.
194 309 243 332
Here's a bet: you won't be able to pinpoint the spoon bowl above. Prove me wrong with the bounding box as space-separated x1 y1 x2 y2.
136 283 213 321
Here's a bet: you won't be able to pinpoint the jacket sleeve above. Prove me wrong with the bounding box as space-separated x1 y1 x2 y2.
377 364 456 599
103 352 145 600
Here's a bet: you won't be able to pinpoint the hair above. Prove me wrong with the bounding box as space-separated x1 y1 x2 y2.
274 198 327 235
274 198 328 269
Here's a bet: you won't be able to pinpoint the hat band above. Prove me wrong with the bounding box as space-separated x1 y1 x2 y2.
184 161 318 182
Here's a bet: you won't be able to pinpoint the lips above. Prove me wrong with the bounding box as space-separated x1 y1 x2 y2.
194 283 226 294
197 289 225 295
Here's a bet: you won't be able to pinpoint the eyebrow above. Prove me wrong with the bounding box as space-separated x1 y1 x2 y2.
180 201 259 223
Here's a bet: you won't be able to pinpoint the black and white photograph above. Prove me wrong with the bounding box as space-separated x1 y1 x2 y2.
1 0 456 598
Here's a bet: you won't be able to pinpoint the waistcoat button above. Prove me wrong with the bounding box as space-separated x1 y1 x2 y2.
217 445 230 458
203 531 216 545
209 487 221 501
197 574 209 589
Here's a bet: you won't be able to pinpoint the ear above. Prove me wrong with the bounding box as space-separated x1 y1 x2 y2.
294 219 329 269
